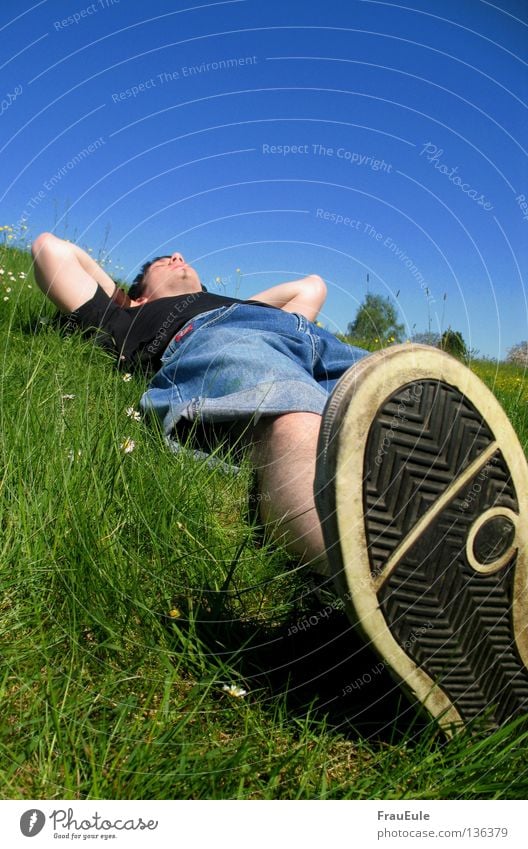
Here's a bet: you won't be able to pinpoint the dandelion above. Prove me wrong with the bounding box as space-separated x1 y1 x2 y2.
168 608 181 619
122 373 132 382
222 684 247 699
126 407 141 421
3 296 8 302
120 437 135 454
6 287 11 293
215 276 221 284
235 267 241 273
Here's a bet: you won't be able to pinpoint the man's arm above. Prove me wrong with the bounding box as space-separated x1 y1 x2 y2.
248 274 327 322
32 232 131 313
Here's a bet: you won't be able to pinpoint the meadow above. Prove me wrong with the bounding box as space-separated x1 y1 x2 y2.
1 237 528 799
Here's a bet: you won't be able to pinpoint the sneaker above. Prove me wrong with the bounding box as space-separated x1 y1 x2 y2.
314 344 528 733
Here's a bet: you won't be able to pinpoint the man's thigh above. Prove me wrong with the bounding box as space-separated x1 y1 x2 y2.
143 305 330 433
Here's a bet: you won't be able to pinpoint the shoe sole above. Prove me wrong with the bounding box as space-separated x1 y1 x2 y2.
314 344 528 732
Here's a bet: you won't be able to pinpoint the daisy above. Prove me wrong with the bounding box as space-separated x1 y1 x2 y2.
222 684 247 699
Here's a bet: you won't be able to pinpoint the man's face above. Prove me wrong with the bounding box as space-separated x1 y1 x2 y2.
138 253 202 302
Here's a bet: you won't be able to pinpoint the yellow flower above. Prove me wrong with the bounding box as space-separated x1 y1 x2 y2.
169 608 181 618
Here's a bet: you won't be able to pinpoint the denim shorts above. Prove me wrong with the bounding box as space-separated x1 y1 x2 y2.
140 303 369 436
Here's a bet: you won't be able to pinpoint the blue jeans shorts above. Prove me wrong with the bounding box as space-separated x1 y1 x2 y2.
140 303 369 437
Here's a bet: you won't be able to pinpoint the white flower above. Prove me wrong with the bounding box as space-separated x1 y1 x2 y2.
3 296 8 302
222 684 247 698
0 269 4 275
126 407 141 421
6 287 11 293
120 437 135 454
67 448 82 461
62 394 75 400
122 373 132 382
19 272 26 278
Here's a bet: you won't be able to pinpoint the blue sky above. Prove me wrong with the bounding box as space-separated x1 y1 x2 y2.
1 0 527 357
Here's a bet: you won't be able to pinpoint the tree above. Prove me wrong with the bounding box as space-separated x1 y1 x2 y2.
506 341 528 367
440 328 467 359
347 293 404 344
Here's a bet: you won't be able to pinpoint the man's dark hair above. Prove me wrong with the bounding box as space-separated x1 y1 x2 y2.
128 256 207 300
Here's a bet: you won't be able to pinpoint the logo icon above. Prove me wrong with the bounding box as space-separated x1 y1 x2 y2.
20 810 46 837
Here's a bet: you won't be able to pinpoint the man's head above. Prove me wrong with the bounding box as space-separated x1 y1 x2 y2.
128 252 204 303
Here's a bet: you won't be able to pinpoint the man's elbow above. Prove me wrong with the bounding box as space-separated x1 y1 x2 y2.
31 231 59 259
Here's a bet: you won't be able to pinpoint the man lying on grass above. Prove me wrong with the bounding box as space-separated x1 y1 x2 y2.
33 231 528 734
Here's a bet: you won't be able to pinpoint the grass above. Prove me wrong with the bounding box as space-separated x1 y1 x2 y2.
1 241 528 799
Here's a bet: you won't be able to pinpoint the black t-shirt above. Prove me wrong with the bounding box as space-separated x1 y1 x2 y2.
69 286 272 372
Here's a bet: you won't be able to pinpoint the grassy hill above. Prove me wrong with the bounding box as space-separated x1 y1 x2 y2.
1 242 528 799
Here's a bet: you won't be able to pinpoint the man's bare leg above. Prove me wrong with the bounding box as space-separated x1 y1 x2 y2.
248 412 330 575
